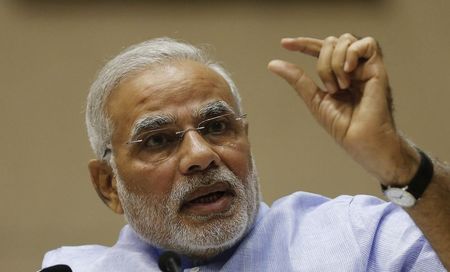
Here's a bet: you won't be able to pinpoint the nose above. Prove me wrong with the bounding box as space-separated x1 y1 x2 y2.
178 130 220 174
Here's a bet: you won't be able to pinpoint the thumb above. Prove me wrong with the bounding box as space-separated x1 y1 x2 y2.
268 59 324 109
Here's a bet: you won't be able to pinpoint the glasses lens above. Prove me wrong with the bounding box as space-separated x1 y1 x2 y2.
132 128 179 162
199 114 245 146
128 113 246 163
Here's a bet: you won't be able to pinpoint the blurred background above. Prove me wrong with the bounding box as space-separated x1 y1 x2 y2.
1 0 449 270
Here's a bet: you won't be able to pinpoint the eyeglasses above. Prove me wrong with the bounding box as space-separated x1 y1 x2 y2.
123 113 247 163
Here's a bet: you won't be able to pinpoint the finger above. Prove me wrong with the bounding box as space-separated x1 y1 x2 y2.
332 34 358 89
268 59 326 110
317 36 339 93
345 37 380 73
281 37 323 57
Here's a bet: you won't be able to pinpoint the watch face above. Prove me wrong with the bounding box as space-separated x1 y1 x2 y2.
384 188 416 208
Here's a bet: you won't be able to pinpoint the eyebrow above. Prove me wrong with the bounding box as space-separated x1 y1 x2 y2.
196 101 235 119
130 114 176 139
129 101 234 140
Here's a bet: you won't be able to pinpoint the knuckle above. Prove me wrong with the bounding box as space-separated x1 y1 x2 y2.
365 36 378 46
340 33 354 40
338 39 352 49
324 36 338 44
363 37 382 55
293 70 307 88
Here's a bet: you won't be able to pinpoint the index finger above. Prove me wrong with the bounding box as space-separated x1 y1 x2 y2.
281 37 324 57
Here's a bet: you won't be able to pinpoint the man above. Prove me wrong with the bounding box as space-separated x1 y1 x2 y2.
42 34 449 271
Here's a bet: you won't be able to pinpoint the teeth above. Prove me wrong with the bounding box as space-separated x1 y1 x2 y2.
191 192 224 204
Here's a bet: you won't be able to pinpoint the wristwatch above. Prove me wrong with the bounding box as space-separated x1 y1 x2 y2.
381 149 434 208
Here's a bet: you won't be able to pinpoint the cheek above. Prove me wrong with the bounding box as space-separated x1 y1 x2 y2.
219 142 251 182
121 159 178 195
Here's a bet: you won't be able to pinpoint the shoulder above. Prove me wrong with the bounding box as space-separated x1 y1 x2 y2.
254 192 444 271
42 244 109 270
268 191 390 220
41 225 163 271
270 191 395 217
266 192 415 236
252 192 390 244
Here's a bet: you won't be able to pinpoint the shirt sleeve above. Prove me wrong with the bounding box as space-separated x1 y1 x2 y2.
347 195 446 271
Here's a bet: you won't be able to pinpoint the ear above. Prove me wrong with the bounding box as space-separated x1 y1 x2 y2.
88 159 124 214
244 120 249 137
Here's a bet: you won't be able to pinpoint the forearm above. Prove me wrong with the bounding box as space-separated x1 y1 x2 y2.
406 158 450 268
368 134 450 267
379 137 450 268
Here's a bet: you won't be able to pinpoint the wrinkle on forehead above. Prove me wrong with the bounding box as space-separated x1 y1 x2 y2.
134 64 231 109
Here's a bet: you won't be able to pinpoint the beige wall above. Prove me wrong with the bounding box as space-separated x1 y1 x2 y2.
1 0 449 270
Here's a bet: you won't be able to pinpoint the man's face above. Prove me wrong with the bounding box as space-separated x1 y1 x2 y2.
105 60 260 259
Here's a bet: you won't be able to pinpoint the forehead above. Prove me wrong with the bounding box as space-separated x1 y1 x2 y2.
106 60 238 138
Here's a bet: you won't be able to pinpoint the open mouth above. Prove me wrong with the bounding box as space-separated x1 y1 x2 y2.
181 183 234 216
189 191 227 204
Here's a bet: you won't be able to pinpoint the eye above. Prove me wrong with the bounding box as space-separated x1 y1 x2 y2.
205 118 228 135
142 132 174 149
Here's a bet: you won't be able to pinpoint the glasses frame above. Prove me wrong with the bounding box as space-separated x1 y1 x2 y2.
102 113 247 162
127 113 247 145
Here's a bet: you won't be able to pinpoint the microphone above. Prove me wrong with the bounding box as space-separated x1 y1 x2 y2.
158 251 181 272
38 264 72 272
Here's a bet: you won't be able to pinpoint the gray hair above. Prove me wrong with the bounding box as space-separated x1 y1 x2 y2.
85 38 242 160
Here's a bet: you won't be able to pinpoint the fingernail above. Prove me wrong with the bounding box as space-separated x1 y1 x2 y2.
344 61 350 72
337 78 348 89
325 82 337 93
282 38 295 43
268 59 282 67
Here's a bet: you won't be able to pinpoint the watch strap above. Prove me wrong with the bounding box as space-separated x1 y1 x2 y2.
381 149 434 200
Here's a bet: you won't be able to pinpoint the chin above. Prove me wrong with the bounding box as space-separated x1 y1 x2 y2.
174 205 257 259
117 156 261 260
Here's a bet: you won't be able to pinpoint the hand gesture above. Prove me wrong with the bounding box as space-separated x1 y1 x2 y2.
268 34 418 185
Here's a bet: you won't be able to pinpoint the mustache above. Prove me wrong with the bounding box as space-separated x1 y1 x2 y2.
169 167 240 205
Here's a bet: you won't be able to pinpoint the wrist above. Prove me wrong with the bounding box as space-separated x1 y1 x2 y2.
381 147 434 208
377 136 421 187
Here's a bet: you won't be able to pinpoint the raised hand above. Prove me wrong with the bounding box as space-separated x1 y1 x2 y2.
268 33 419 185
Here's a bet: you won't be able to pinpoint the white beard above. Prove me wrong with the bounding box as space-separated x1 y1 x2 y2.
114 160 260 260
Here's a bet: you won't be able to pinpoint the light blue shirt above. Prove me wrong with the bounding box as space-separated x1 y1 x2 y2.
43 192 445 271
